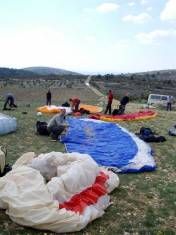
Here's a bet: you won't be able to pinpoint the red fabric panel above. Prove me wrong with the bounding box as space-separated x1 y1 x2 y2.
72 112 82 116
89 114 101 120
72 98 80 105
59 172 109 214
89 111 156 120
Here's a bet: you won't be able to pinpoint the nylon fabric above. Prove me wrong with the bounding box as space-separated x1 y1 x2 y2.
61 118 156 173
0 113 17 135
89 110 157 122
0 152 119 233
79 104 102 113
37 105 72 114
59 172 109 214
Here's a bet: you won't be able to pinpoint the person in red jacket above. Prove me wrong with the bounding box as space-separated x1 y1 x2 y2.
104 90 113 115
69 98 80 112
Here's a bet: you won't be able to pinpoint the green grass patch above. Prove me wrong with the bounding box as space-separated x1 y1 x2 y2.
0 93 176 234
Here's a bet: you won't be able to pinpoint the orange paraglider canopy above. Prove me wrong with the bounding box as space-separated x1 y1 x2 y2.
79 104 102 113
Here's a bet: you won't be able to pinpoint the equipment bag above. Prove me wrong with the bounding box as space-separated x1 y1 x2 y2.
138 127 166 143
0 147 12 177
168 125 176 136
139 127 154 137
36 121 50 136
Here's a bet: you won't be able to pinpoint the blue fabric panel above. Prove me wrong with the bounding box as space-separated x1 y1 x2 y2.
61 118 156 173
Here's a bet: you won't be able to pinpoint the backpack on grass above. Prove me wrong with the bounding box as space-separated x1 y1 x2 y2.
36 121 50 136
168 125 176 136
139 127 154 137
138 127 166 143
0 147 12 177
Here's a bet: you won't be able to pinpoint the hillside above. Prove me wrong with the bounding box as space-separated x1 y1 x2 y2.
23 66 81 76
91 69 176 100
137 69 176 79
0 67 37 79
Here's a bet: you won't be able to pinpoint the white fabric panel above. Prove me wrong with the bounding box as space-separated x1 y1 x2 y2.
118 125 155 172
0 113 17 135
0 152 119 233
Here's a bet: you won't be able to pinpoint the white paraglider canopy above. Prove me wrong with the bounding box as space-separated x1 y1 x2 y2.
0 152 119 233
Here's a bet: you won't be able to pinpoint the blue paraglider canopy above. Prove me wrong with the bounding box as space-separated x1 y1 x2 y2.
61 118 156 173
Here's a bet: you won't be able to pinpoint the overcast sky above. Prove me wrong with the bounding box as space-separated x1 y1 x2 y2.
0 0 176 74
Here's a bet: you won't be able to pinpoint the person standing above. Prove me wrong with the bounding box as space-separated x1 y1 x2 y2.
104 90 113 115
167 96 172 111
46 89 52 106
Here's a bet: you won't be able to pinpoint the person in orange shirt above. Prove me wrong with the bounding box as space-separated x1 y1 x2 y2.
69 98 80 112
104 90 113 115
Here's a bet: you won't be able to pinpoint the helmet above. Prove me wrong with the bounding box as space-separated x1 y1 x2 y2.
37 112 42 116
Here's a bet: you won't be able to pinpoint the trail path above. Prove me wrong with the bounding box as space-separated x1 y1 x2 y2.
85 76 119 109
84 76 147 112
85 76 104 97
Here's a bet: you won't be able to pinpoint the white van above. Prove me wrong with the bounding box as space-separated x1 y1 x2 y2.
147 94 174 106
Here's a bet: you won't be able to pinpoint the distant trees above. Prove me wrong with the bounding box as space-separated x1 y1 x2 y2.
0 68 36 79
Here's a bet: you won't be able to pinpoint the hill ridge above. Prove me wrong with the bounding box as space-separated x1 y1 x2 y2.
23 66 81 75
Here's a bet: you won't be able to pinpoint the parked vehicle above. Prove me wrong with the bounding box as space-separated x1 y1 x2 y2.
147 94 174 106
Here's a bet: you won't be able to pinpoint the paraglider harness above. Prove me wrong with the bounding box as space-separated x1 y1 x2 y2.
0 147 12 177
168 125 176 136
112 105 125 115
36 121 50 136
112 96 129 115
62 102 70 107
137 127 166 143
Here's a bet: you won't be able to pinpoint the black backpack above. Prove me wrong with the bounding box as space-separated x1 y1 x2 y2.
112 109 119 115
0 164 12 177
0 147 12 177
62 102 70 107
139 127 154 137
112 105 125 116
139 127 166 143
168 125 176 136
36 121 50 136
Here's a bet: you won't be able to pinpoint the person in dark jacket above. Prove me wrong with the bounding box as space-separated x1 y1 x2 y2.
46 89 52 106
118 93 129 114
104 90 113 115
3 93 17 110
166 96 172 111
113 93 129 115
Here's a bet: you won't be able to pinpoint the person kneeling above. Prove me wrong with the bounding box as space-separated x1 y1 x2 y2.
47 109 68 140
112 93 129 115
69 98 80 112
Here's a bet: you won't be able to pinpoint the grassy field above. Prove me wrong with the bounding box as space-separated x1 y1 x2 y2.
0 88 176 235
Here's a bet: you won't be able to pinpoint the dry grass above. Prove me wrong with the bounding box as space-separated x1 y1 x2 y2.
0 83 176 235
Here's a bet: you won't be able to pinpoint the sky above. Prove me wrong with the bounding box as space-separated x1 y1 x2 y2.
0 0 176 74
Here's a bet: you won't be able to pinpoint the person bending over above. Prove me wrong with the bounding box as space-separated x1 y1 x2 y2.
69 98 80 112
47 109 67 140
3 93 17 110
104 90 113 115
